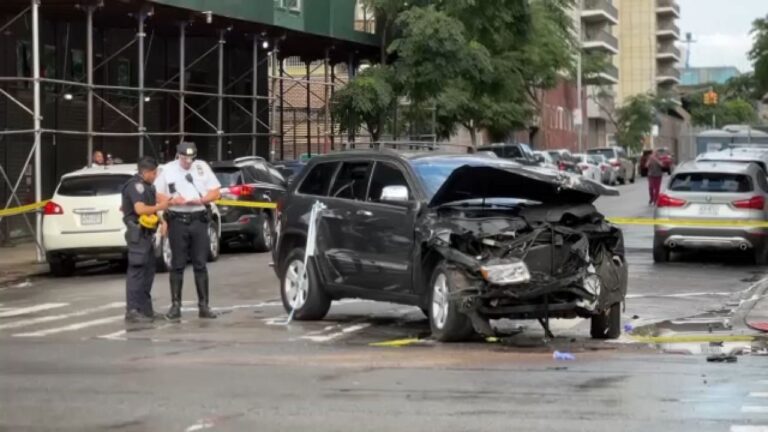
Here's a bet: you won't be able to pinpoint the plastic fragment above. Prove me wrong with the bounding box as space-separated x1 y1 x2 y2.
553 351 576 361
623 323 634 333
706 353 737 363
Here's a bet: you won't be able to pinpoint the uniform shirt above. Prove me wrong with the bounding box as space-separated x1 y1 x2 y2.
154 159 221 213
122 174 156 226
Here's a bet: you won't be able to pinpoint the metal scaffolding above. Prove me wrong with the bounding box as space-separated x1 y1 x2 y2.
0 0 359 257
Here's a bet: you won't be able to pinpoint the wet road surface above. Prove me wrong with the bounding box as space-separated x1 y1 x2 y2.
1 178 767 431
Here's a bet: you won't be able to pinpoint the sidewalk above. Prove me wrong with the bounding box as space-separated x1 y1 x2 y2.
0 241 49 286
743 276 768 332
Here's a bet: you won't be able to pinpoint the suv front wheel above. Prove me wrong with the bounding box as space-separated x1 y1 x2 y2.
429 262 475 342
279 248 331 320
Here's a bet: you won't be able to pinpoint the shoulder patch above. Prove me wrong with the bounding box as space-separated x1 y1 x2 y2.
135 182 145 194
196 164 204 177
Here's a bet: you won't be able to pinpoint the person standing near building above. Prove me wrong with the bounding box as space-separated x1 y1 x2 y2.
646 149 664 205
92 150 106 166
121 157 167 323
154 142 221 320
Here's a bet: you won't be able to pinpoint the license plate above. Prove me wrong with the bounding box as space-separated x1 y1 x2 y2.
81 213 102 225
698 205 719 216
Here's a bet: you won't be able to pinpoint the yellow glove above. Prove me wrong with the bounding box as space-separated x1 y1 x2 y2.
138 214 159 230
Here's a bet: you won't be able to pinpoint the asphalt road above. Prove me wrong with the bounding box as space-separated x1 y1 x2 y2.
1 177 767 432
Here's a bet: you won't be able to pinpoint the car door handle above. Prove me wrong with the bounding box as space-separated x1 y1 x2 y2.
356 210 373 217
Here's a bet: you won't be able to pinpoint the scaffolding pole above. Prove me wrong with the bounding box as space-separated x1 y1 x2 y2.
137 10 146 157
86 5 94 165
324 48 330 154
306 60 311 158
270 42 279 161
251 36 258 156
178 23 186 143
217 30 225 161
31 0 42 262
279 54 285 160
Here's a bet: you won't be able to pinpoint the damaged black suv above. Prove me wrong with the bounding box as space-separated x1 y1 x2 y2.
273 151 628 341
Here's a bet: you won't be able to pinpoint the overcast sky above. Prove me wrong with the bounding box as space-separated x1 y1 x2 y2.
678 0 766 72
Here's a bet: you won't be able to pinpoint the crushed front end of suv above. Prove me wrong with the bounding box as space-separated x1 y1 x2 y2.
275 153 628 342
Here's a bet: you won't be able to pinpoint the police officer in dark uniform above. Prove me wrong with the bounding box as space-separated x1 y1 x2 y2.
154 142 221 320
121 157 168 323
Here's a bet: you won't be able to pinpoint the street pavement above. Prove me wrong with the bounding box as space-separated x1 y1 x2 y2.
1 177 767 431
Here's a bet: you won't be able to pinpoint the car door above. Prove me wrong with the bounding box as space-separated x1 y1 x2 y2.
316 160 375 289
348 160 415 295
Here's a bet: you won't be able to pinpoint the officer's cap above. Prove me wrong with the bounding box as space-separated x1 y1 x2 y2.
177 142 197 158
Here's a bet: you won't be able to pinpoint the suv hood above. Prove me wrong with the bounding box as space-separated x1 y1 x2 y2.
429 163 618 207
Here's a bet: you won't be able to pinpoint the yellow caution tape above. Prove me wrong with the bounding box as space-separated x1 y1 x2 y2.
214 199 277 209
0 201 48 217
369 338 422 347
607 217 768 228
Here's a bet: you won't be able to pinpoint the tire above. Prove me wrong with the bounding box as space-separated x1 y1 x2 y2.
50 257 75 277
754 244 768 266
251 213 273 253
156 236 172 273
653 240 670 263
429 262 475 342
591 303 621 339
207 221 220 262
279 248 331 321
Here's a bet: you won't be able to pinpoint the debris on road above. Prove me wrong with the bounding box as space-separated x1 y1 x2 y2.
553 351 576 361
706 353 738 363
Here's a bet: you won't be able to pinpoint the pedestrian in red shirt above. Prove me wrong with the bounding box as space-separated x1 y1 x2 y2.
646 149 664 205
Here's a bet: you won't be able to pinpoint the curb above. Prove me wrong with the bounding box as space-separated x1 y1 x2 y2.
0 263 49 288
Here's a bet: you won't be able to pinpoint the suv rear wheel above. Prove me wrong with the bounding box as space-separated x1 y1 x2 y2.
49 256 75 277
590 303 621 339
279 248 331 320
207 221 220 262
429 262 475 342
251 213 273 253
653 236 670 263
754 243 768 266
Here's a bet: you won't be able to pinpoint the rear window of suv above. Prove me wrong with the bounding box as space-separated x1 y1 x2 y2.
670 172 753 193
57 175 132 197
298 162 339 196
213 168 242 187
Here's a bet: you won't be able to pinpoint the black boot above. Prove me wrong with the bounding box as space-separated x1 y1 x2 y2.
195 272 217 319
166 273 183 321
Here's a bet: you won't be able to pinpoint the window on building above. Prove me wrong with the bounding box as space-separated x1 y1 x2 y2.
355 0 376 34
116 57 131 96
70 49 85 81
43 45 56 91
16 41 31 88
277 0 301 12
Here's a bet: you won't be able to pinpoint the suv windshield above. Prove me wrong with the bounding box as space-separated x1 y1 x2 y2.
57 175 132 197
587 148 616 159
670 172 753 193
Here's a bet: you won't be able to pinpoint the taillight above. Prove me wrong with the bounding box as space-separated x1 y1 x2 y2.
610 159 621 167
43 201 64 215
732 196 765 210
657 194 686 208
228 185 254 196
601 165 608 172
558 162 566 171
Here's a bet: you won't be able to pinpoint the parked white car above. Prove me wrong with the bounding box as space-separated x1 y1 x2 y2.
43 164 221 277
533 150 558 170
573 153 602 183
591 154 618 185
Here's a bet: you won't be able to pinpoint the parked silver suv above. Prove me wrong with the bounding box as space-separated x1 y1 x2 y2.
653 160 768 264
587 146 635 185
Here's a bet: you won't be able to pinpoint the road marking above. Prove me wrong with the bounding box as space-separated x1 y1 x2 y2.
13 315 123 337
0 302 123 331
185 420 214 432
742 406 768 413
731 427 768 432
0 303 68 318
370 338 422 347
299 323 371 343
97 330 127 341
751 393 768 398
626 292 731 299
631 334 754 344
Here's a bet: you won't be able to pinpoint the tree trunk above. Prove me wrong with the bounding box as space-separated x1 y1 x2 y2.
469 128 477 148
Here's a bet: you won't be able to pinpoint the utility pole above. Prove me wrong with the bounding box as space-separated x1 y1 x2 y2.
575 1 584 153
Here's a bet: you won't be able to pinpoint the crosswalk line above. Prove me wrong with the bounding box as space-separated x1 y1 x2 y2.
0 302 123 331
13 315 124 338
0 303 68 318
751 393 768 398
742 406 768 414
732 427 768 432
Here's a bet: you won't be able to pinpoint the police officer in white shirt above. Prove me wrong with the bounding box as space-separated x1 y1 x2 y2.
155 142 221 320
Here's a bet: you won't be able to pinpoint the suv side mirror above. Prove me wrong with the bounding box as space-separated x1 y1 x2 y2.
380 185 409 203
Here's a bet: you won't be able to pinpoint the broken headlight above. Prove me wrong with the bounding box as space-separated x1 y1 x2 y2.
480 260 531 286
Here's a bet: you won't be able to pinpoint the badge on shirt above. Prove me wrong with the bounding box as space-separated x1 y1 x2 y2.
196 164 204 177
135 182 145 194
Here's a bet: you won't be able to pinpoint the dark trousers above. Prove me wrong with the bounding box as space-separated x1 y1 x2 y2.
168 215 209 285
126 229 156 315
648 175 663 204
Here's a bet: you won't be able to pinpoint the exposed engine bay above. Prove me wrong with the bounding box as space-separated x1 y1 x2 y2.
424 202 628 332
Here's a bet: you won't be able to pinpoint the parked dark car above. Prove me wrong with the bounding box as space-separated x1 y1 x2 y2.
476 143 539 166
210 156 286 252
639 148 674 177
273 151 628 341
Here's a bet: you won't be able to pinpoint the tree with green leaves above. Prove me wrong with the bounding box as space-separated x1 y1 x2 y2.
749 14 768 98
331 66 395 142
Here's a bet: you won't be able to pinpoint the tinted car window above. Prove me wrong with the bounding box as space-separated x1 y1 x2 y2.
267 166 286 186
213 168 242 187
57 175 132 197
479 146 523 159
756 172 768 193
243 163 271 183
298 162 339 196
670 173 753 193
330 161 373 200
587 149 616 159
367 162 411 202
